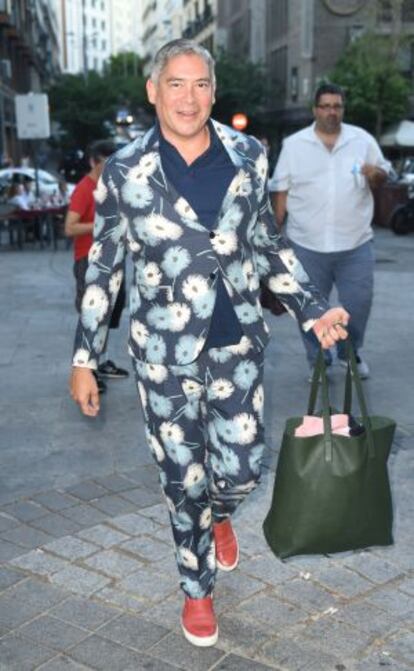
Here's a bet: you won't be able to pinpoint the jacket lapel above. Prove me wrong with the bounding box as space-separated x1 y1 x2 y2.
138 119 260 231
211 120 262 223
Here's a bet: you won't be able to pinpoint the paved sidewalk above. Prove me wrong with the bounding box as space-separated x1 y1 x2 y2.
0 229 413 670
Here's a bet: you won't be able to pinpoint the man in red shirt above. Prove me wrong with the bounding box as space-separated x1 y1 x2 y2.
65 140 128 393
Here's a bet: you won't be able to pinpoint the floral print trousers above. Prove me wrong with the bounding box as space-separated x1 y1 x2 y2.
133 338 265 599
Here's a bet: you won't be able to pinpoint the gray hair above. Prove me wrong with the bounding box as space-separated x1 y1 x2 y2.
150 39 216 88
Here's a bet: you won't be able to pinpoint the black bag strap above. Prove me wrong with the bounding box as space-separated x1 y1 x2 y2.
342 341 375 457
308 350 334 462
307 341 375 460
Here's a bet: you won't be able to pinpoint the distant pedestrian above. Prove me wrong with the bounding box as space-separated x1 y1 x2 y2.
65 140 129 393
20 154 31 168
7 182 30 211
270 82 391 379
22 176 35 208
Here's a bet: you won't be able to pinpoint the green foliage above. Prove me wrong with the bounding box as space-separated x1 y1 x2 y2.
330 33 410 137
213 50 268 127
48 52 149 149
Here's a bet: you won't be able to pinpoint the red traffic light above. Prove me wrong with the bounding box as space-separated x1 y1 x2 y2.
232 113 248 131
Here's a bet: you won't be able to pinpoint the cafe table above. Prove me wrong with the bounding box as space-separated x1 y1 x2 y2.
6 205 67 250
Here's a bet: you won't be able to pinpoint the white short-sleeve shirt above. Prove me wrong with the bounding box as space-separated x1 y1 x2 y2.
269 123 391 252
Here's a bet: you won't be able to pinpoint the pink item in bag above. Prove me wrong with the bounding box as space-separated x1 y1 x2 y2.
294 414 350 437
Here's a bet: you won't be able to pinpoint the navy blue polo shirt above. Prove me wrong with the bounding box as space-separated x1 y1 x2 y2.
158 122 243 349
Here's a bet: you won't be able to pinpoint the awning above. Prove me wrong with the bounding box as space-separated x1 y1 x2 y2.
380 120 414 147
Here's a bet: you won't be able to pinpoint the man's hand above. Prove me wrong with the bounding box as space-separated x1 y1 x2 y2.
70 367 100 417
361 163 387 187
312 307 349 350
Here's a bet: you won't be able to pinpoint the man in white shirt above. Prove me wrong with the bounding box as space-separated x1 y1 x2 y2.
270 83 390 378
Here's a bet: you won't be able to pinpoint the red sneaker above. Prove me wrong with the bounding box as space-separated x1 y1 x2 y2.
181 595 218 647
213 518 239 572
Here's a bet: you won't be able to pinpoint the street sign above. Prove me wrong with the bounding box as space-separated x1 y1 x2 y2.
15 93 50 139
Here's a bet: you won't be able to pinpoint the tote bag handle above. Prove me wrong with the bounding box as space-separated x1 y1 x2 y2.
307 341 375 461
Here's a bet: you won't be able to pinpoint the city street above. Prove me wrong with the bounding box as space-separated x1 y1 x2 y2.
0 227 413 670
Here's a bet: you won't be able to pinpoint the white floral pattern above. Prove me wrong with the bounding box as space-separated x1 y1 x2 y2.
73 119 327 370
133 348 265 598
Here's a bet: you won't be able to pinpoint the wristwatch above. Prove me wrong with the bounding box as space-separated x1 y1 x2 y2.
322 0 366 15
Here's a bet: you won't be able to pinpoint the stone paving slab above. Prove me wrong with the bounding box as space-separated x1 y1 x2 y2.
0 469 413 670
0 233 413 669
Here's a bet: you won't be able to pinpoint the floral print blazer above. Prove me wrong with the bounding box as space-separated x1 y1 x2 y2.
73 120 328 369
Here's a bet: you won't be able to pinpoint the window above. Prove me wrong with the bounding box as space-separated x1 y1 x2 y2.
101 20 105 29
102 39 106 50
377 0 392 22
94 57 98 69
290 66 298 101
269 46 287 98
397 41 414 75
228 14 250 57
402 0 414 21
267 0 288 40
378 0 414 22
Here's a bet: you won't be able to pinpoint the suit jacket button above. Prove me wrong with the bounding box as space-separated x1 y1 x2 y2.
209 231 216 239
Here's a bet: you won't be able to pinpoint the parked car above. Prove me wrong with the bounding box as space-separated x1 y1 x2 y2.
399 157 414 185
0 167 75 202
116 108 134 125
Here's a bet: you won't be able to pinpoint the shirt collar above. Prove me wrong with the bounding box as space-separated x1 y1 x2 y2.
155 119 220 160
305 122 359 150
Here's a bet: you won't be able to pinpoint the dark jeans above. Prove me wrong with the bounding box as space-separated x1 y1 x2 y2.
289 240 374 366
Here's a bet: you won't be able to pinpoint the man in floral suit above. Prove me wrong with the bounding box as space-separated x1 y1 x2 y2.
70 39 349 647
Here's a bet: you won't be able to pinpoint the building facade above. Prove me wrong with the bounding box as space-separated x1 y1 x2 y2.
217 0 414 138
56 0 112 74
56 0 142 75
216 0 265 62
140 0 218 73
110 0 142 57
141 0 184 74
0 0 61 164
182 0 218 53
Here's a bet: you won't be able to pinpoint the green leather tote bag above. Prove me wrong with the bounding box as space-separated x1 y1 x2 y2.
263 343 395 559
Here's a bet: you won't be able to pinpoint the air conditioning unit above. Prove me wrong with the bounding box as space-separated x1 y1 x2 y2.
0 59 12 79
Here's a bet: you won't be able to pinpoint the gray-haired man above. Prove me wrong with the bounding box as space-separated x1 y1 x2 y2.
70 39 349 646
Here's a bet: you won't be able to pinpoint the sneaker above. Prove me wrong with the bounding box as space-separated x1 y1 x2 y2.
213 518 239 572
92 371 107 394
181 595 218 647
338 355 370 379
97 360 129 379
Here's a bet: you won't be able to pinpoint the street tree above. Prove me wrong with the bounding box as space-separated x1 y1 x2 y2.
330 32 410 138
48 53 149 150
213 50 268 131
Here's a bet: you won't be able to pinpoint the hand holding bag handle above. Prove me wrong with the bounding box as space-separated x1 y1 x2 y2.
308 341 375 459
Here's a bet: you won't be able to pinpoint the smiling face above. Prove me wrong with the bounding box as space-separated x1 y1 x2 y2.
146 53 215 148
